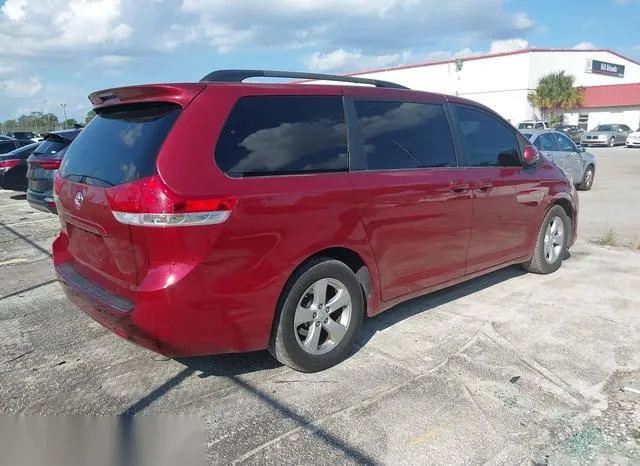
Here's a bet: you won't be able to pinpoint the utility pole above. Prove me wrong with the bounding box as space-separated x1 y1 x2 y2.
61 103 68 129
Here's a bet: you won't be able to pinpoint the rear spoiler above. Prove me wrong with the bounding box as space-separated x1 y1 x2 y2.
88 83 207 110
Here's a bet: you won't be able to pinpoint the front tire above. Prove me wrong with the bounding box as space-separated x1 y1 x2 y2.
577 165 595 191
609 137 615 147
522 206 570 274
268 258 364 372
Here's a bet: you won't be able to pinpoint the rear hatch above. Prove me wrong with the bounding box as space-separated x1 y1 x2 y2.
27 133 77 194
55 84 205 296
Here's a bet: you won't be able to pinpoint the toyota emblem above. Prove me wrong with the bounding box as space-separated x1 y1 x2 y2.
74 191 84 209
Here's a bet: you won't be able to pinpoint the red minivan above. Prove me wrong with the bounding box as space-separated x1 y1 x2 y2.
53 70 578 372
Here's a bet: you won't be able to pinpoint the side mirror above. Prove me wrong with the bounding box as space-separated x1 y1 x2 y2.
523 145 540 167
576 145 586 153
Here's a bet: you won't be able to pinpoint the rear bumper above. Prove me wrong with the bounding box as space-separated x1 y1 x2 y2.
26 190 57 214
53 234 276 357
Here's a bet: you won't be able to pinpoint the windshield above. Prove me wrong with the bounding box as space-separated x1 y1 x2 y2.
594 125 614 131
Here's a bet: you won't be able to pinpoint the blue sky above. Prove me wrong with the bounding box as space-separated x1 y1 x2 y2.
0 0 639 121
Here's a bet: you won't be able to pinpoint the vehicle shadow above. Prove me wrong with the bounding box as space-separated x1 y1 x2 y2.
121 265 527 465
356 265 527 350
10 193 27 200
170 265 528 380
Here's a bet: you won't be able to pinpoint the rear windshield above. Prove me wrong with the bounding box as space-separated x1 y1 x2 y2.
33 135 70 156
60 102 181 187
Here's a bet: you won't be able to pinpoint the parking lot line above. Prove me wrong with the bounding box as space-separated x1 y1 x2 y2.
2 217 59 227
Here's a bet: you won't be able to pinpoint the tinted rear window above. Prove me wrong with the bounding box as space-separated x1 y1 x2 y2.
60 103 181 187
215 95 348 177
33 136 70 156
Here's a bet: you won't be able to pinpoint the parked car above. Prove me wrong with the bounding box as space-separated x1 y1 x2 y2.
0 137 34 155
26 129 81 213
52 69 579 372
0 142 40 191
6 131 39 142
626 128 640 148
521 129 596 191
580 124 632 147
518 120 551 130
554 125 585 144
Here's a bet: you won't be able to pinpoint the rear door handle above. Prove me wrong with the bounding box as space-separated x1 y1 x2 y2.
449 180 470 193
476 180 493 192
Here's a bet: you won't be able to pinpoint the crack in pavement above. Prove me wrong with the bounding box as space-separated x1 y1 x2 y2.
232 328 486 463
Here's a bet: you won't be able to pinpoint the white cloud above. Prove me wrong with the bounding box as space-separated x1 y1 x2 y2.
632 44 640 51
489 38 529 54
95 55 132 67
0 0 537 118
1 76 43 97
304 49 409 73
573 41 596 50
0 0 27 20
304 39 528 73
175 0 534 54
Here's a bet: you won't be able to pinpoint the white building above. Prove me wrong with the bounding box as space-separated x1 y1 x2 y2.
343 48 640 130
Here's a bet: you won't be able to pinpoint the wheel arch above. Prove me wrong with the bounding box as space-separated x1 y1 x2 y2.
276 246 376 323
545 194 577 248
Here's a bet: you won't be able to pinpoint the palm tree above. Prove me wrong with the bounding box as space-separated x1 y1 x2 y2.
528 71 584 124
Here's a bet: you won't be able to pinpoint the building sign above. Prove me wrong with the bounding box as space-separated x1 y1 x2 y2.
585 59 625 78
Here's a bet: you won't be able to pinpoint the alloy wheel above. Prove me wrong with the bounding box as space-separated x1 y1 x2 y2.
543 216 565 264
293 278 352 355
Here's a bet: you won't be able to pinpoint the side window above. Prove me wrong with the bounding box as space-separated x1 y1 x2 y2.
0 141 15 153
215 95 348 177
454 105 521 167
553 133 575 151
353 100 457 170
537 133 558 152
535 122 544 129
621 125 631 131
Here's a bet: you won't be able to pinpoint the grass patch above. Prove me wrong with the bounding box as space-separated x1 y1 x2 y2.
593 228 618 247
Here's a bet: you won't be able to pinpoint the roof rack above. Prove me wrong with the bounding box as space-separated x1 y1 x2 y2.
199 69 409 90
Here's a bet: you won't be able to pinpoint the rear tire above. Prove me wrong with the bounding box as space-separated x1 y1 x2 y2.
268 258 364 372
522 206 570 274
577 165 595 191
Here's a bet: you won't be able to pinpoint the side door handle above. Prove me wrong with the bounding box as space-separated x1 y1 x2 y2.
476 180 493 192
449 180 470 193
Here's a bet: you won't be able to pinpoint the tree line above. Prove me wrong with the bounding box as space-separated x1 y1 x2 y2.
1 110 96 135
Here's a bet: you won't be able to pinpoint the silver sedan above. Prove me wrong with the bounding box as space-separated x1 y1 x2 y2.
521 129 596 191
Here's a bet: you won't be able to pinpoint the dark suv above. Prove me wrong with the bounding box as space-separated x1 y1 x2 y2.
6 131 37 141
26 130 81 214
52 70 578 372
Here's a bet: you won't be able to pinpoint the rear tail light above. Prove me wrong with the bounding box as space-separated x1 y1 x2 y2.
106 175 236 227
30 158 61 170
0 159 20 170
